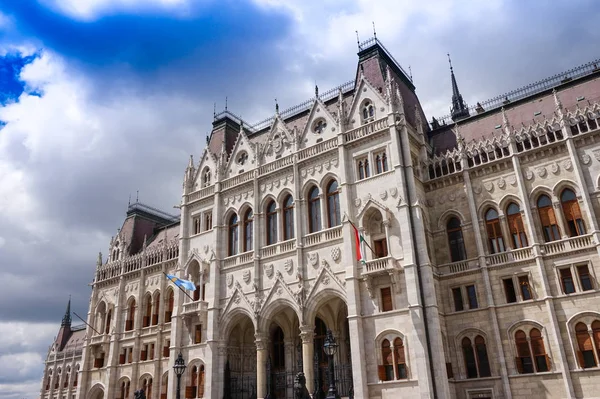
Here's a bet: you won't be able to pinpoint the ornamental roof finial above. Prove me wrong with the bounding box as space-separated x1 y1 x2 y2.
315 84 319 99
275 99 279 115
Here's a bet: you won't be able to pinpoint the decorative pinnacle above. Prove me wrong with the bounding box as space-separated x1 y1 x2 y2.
275 99 279 114
315 84 319 98
61 296 72 327
97 252 102 267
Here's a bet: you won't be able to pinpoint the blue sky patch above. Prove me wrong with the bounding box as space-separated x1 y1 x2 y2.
0 51 39 105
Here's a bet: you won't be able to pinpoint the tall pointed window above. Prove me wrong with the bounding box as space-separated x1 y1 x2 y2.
530 328 549 372
515 330 534 374
462 337 478 378
266 201 278 245
515 328 550 374
283 195 294 240
561 189 586 236
378 336 408 381
165 290 174 323
537 195 560 242
126 299 135 331
375 152 388 174
326 180 341 228
362 100 375 123
228 214 239 256
475 336 491 377
393 338 407 379
507 203 528 248
447 217 467 262
485 209 505 253
308 186 321 233
381 339 394 381
152 294 160 325
243 209 253 252
143 295 152 327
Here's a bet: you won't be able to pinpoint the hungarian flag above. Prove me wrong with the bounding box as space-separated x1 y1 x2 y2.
352 223 367 265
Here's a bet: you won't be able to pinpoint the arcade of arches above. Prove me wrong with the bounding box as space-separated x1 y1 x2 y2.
223 296 352 399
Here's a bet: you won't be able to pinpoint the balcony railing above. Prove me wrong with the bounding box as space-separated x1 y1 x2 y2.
486 246 534 266
343 117 388 143
362 256 398 275
302 226 343 247
260 239 296 259
186 185 214 202
543 234 595 255
181 301 208 316
437 258 479 275
223 251 254 268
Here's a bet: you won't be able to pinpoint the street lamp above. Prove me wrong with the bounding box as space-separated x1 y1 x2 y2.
323 329 340 399
173 352 186 399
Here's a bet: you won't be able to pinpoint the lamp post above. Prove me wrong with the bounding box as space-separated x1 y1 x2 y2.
173 352 186 399
323 329 340 399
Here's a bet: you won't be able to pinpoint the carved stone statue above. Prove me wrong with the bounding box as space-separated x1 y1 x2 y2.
134 389 146 399
294 372 311 399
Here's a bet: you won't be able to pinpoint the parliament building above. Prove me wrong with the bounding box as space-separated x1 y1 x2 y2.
41 38 600 399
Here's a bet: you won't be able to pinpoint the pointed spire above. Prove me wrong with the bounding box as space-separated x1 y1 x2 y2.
275 99 279 115
315 84 319 99
448 54 470 121
61 296 72 327
553 88 563 111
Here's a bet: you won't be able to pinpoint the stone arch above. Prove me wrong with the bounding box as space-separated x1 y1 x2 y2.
304 288 347 330
258 296 301 337
498 194 525 213
374 329 408 365
529 185 555 206
277 188 294 205
553 179 581 199
222 207 239 226
455 327 489 345
319 172 339 191
301 178 321 199
260 193 278 212
88 382 106 399
507 319 545 337
437 209 469 231
566 311 600 329
477 199 501 220
237 201 253 218
220 306 257 340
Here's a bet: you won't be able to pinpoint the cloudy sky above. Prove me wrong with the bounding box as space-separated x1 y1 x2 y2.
0 0 599 397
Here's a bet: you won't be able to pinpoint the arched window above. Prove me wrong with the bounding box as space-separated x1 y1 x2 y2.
189 366 198 398
537 195 560 241
105 308 112 334
447 217 467 262
266 201 278 245
561 189 585 236
228 214 239 256
165 290 174 323
375 152 388 174
378 336 408 381
393 338 407 379
485 209 505 253
126 299 135 331
142 377 152 399
120 380 130 399
462 337 478 378
243 209 253 252
152 294 161 324
474 335 491 377
507 203 528 248
575 322 597 368
143 295 152 327
283 195 294 240
515 328 550 374
308 186 321 233
202 168 211 187
198 365 205 397
73 365 79 387
358 160 366 180
362 100 375 122
381 339 393 381
593 321 600 363
326 180 341 228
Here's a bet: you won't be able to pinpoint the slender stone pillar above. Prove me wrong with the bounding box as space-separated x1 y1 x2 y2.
299 325 314 394
256 334 268 398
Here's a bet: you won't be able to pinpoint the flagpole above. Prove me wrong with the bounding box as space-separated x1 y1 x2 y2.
163 271 196 302
345 212 377 256
72 311 102 335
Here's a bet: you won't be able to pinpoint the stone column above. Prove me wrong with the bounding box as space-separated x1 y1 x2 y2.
255 334 268 399
299 325 314 394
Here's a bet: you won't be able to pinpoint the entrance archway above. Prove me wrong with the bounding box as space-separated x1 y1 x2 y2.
88 383 105 399
310 294 352 398
224 313 256 399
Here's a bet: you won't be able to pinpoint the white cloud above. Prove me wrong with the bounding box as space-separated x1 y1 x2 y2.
38 0 204 20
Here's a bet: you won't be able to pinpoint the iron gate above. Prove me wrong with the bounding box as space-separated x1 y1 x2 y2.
224 361 256 399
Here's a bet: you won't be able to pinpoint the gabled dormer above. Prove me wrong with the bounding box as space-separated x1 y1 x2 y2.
194 146 218 190
260 108 296 164
346 73 388 130
297 86 340 149
224 124 256 177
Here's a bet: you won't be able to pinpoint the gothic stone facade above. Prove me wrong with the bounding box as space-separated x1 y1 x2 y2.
42 39 600 399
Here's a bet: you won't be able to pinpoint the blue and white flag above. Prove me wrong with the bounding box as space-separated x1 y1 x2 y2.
165 274 196 291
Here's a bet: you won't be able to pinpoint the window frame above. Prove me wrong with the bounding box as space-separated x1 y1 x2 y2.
555 262 597 295
266 200 278 246
326 180 341 228
446 217 467 262
502 272 535 303
511 325 551 374
377 331 409 382
282 195 295 241
243 208 253 252
380 286 394 312
307 186 321 233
